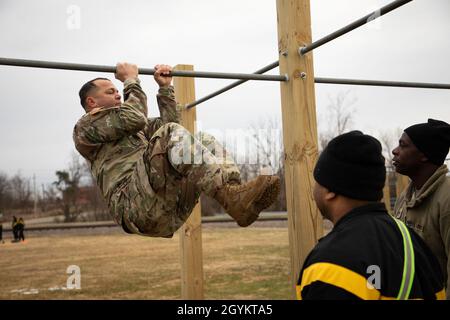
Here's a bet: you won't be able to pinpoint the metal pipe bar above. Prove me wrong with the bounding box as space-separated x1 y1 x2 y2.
188 75 450 109
0 57 288 82
188 72 449 109
315 77 450 89
186 60 280 109
300 0 413 55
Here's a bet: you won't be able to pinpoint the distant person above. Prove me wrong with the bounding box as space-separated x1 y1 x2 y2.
0 212 4 244
73 62 280 238
297 131 445 300
16 217 25 242
392 118 450 299
11 216 19 243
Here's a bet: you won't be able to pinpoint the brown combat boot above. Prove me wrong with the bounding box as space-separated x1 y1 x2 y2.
213 175 281 227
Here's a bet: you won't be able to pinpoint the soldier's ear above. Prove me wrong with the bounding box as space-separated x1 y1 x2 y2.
86 96 96 109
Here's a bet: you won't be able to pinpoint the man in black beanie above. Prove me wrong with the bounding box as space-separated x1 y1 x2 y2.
297 131 445 300
392 118 450 299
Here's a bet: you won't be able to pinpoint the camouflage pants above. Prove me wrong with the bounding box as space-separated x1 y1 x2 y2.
119 122 240 238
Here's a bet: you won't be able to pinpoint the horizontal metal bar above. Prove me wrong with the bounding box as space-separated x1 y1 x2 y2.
315 77 450 89
187 71 449 110
3 58 448 112
187 75 450 109
300 0 413 55
0 57 288 81
186 60 280 109
175 69 286 81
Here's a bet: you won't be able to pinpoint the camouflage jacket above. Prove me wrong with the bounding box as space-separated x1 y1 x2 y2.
73 78 181 202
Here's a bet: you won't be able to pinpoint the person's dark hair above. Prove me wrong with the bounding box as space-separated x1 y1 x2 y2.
79 77 109 110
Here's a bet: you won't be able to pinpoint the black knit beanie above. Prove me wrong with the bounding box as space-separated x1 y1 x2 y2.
314 131 386 201
404 118 450 165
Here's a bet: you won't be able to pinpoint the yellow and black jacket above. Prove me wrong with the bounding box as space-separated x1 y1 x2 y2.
297 203 445 300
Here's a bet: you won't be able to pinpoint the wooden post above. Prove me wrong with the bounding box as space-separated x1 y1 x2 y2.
383 175 391 213
173 64 204 300
276 0 323 299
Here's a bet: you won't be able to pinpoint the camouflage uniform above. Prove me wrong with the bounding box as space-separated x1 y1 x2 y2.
73 78 240 238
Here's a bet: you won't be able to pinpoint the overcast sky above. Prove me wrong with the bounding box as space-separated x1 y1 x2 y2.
0 0 449 188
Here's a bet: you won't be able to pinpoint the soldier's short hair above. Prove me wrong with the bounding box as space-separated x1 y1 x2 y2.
79 78 109 110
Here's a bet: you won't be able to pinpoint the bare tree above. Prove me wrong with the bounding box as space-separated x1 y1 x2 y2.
250 117 284 174
39 183 59 214
247 117 286 211
318 91 357 150
68 152 84 187
53 153 85 222
9 172 32 209
377 128 405 209
81 158 110 221
0 172 12 210
378 128 403 169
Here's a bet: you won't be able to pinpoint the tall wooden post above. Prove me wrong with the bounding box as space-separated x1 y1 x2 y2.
383 175 391 213
173 64 204 299
276 0 323 299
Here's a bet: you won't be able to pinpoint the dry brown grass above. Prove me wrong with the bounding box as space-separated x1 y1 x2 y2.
0 226 291 300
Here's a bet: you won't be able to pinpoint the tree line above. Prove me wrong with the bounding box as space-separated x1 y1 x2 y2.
0 154 109 223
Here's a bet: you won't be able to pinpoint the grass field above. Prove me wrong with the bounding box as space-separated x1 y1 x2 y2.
0 225 291 300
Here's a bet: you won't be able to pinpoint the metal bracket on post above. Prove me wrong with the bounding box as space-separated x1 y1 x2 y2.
298 46 307 56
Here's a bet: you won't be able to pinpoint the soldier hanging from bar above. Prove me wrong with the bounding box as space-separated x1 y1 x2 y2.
73 62 280 238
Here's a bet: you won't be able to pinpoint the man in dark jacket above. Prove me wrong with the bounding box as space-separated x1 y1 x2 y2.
297 131 445 300
16 217 25 242
11 216 19 243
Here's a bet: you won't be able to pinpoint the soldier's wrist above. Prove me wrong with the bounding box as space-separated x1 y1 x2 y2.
124 77 140 87
158 85 174 97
